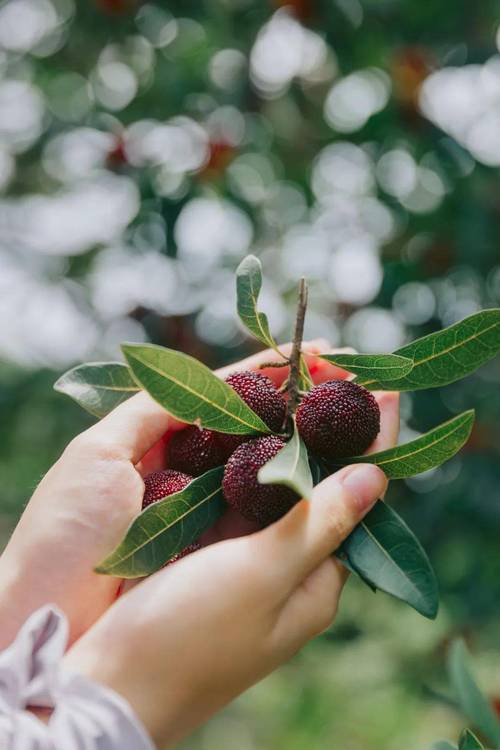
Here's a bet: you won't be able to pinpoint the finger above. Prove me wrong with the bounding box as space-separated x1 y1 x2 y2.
261 463 387 590
276 557 348 645
367 391 400 453
217 338 331 386
305 346 358 385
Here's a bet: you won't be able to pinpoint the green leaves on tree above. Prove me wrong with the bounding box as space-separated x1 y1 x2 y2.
319 352 414 382
122 343 272 435
448 640 500 747
95 468 225 578
459 730 486 750
236 254 282 354
357 309 500 392
258 419 313 499
54 362 139 417
338 501 439 619
339 410 475 479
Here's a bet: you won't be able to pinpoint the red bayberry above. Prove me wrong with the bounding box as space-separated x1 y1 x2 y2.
222 436 299 526
142 469 193 509
296 380 380 460
218 371 287 457
167 426 226 477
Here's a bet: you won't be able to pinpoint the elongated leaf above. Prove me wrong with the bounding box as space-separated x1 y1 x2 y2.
54 362 139 417
357 309 500 391
432 742 458 750
320 353 414 382
123 343 272 435
459 730 485 750
236 255 282 353
338 410 474 479
258 420 313 499
95 468 225 577
448 640 500 747
338 501 439 619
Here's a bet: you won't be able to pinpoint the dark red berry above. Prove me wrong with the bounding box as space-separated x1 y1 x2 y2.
142 469 193 509
296 380 380 460
218 371 286 457
222 436 299 527
167 426 226 476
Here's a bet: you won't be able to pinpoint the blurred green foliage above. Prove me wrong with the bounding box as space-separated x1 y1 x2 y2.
1 0 500 748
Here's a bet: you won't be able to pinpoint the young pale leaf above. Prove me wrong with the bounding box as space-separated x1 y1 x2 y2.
357 309 500 391
54 362 139 418
258 420 313 499
95 468 225 578
448 640 500 747
236 255 282 353
459 730 486 750
299 355 314 391
338 410 474 479
432 742 459 750
319 353 414 382
123 343 272 436
338 501 439 619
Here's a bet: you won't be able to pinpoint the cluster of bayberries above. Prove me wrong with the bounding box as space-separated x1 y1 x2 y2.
142 370 380 535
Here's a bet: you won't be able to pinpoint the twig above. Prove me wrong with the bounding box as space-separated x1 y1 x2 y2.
286 278 308 419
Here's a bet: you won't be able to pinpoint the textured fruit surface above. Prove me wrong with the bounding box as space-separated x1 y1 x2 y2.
218 370 286 457
222 436 299 526
296 379 380 459
167 426 225 476
142 469 193 509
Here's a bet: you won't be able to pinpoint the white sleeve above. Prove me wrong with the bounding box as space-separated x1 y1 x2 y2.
0 605 155 750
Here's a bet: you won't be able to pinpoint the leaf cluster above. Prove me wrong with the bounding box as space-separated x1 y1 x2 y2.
54 256 500 618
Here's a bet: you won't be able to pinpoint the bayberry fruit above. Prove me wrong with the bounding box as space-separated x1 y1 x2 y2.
166 542 201 566
222 436 299 527
218 371 286 457
142 469 193 509
167 426 225 477
295 379 380 459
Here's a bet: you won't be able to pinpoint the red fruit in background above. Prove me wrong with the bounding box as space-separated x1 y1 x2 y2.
167 426 226 477
296 380 380 460
199 140 235 180
94 0 137 15
217 371 287 457
223 436 299 526
142 469 193 509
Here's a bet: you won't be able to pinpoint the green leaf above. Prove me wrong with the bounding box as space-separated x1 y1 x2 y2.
258 419 313 499
432 742 458 750
95 468 225 578
319 353 414 382
338 410 474 479
357 309 500 391
299 354 314 391
338 501 439 619
54 362 139 418
459 730 486 750
448 640 500 747
122 343 272 436
236 255 282 353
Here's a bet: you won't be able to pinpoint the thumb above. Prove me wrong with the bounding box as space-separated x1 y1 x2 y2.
262 463 387 589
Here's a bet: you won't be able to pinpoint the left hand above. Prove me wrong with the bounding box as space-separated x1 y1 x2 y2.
0 340 361 648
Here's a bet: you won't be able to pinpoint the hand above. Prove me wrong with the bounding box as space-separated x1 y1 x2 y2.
63 462 392 748
62 379 399 749
0 340 352 648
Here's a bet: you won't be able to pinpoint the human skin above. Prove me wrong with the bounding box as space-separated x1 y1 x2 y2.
0 340 399 747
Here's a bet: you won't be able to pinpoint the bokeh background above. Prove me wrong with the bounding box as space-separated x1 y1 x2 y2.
1 1 500 748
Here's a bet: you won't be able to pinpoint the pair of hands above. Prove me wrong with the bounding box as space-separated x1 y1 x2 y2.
0 341 399 748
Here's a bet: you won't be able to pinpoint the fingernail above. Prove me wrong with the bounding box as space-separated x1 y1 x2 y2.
340 464 387 513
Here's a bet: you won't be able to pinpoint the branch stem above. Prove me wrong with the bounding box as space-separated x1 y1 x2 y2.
286 278 308 418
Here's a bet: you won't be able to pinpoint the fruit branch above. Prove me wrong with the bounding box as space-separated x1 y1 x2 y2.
286 277 308 419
